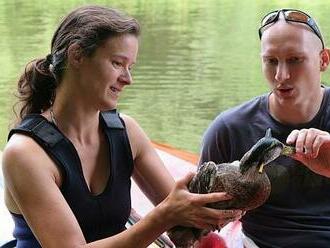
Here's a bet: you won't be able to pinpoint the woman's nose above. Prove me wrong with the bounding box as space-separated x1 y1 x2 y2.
119 68 132 85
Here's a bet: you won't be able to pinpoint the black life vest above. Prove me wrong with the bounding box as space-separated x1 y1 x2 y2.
9 110 134 242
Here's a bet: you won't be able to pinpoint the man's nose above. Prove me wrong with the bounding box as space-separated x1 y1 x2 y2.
275 62 290 82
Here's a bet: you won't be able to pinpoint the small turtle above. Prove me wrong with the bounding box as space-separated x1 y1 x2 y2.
167 128 295 248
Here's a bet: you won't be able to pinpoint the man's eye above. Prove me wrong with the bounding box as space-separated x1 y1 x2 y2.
288 57 303 64
264 58 277 65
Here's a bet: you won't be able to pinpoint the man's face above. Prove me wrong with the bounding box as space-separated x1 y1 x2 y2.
261 20 323 107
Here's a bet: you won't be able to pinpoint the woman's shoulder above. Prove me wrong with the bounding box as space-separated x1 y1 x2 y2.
119 113 144 135
118 112 152 160
4 134 40 161
119 113 138 126
3 133 59 179
2 135 64 220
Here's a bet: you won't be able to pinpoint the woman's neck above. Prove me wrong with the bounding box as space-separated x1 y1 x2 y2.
49 86 101 145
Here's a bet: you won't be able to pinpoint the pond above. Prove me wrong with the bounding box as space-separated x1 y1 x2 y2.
0 0 329 153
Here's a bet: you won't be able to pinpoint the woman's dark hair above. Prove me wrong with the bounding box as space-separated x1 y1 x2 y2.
16 5 140 121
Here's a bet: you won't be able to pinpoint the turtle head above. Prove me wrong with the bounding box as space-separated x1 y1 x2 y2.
240 128 295 174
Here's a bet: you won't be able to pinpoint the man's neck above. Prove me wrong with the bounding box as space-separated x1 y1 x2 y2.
268 87 325 125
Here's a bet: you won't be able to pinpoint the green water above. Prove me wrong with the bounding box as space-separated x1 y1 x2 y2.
0 0 329 153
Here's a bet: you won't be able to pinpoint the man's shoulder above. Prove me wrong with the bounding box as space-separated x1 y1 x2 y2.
201 94 268 163
324 85 330 97
215 94 267 123
318 85 330 114
203 94 269 139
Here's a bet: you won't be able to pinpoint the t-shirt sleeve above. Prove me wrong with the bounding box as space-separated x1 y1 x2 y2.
199 115 230 165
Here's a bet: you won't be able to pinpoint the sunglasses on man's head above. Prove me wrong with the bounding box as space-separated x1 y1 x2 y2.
258 9 324 49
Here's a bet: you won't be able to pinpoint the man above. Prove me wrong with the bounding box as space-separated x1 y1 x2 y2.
200 9 330 247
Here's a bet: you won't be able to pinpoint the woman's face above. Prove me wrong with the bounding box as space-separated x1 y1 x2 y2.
77 34 139 110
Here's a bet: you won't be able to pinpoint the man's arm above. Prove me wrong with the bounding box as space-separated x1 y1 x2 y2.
199 116 230 165
287 128 330 177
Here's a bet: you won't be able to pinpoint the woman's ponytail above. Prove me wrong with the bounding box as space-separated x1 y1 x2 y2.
16 55 57 120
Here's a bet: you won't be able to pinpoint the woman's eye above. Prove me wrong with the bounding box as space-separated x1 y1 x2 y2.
112 61 123 68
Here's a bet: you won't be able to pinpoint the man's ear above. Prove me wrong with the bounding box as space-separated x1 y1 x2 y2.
320 48 330 71
67 43 84 68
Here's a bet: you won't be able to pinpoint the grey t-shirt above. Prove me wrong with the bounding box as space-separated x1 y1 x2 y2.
200 87 330 248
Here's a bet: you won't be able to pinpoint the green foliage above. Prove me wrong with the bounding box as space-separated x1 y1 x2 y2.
0 0 329 151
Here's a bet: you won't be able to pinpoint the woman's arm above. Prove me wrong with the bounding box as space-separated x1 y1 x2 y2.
3 131 242 248
3 135 86 247
121 114 174 205
121 114 243 228
3 134 178 248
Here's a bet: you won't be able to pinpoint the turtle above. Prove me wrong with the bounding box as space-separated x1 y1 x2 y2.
167 128 295 248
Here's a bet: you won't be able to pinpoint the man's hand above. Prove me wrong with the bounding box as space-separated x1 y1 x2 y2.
286 128 330 177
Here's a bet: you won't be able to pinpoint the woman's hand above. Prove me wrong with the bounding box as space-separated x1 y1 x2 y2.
159 172 244 231
287 128 330 177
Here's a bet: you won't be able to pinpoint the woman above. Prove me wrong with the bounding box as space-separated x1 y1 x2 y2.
2 5 242 247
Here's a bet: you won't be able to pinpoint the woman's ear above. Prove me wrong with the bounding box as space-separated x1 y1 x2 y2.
320 48 330 71
67 43 84 68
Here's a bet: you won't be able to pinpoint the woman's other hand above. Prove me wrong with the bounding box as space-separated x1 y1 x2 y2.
158 172 244 231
